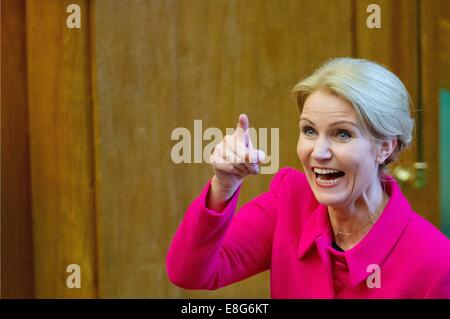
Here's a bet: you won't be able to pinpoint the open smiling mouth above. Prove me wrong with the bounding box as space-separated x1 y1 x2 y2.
313 168 346 186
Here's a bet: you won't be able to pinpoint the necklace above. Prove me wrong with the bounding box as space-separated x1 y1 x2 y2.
332 194 388 237
333 218 375 236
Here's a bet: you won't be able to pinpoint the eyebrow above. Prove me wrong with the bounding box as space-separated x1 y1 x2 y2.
299 117 358 127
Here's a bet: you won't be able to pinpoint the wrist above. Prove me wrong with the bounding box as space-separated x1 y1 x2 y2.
211 175 240 199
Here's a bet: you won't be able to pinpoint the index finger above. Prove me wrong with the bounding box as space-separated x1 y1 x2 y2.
237 114 249 131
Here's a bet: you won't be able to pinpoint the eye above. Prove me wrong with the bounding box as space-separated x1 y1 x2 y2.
336 129 352 141
302 126 316 137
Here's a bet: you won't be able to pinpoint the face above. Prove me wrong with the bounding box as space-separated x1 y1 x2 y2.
297 89 382 208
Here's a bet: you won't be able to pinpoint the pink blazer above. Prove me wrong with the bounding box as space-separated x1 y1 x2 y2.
166 167 450 298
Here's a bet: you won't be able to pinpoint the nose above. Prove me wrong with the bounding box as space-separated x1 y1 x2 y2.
311 137 332 161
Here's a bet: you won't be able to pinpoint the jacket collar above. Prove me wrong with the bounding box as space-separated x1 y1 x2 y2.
297 175 412 286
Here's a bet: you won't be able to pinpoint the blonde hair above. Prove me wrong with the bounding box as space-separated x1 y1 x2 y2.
292 57 414 166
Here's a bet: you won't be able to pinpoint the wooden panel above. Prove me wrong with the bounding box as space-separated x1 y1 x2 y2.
26 0 97 297
92 0 180 298
1 0 34 298
435 0 450 89
411 0 442 226
94 0 352 298
419 0 439 226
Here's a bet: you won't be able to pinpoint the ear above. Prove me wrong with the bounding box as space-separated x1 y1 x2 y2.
376 138 397 164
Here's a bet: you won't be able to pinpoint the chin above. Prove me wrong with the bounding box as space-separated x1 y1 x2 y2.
313 192 345 206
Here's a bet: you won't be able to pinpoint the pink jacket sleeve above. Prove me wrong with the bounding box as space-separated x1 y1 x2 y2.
166 168 290 290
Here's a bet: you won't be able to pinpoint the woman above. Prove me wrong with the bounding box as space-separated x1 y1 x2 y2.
166 58 450 298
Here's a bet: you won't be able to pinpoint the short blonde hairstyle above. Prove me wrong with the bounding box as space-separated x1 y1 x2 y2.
292 57 414 166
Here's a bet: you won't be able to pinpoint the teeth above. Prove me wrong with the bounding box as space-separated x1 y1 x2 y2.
316 176 342 183
313 168 342 174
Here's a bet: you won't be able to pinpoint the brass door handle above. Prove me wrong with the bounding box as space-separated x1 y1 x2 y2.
391 162 427 190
